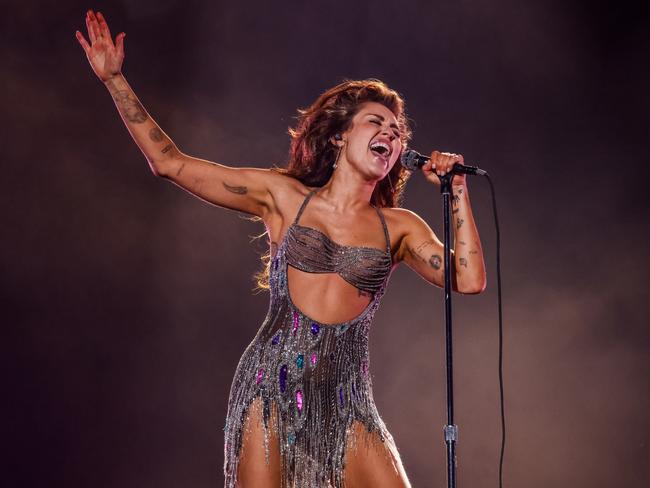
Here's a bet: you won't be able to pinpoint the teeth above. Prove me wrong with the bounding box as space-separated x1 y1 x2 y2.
370 141 391 156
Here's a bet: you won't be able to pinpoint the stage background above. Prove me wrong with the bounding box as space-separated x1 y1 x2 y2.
2 0 648 486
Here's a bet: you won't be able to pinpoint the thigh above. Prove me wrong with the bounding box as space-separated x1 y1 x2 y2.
236 397 282 488
342 421 411 488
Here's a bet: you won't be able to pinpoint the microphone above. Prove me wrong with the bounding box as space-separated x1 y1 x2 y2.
400 149 488 176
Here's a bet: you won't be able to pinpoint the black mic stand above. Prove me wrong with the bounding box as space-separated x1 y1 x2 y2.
439 172 458 488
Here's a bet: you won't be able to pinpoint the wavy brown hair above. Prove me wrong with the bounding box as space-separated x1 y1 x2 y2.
253 79 413 291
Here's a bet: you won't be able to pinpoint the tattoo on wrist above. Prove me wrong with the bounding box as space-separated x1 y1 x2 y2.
429 254 442 270
223 182 248 195
149 127 164 142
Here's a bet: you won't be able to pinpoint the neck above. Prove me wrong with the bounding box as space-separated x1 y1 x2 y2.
318 162 377 212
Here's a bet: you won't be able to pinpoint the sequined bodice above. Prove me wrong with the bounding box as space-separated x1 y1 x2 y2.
285 189 392 295
223 187 395 488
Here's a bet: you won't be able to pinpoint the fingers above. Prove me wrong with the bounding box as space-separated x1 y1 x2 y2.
75 30 91 54
85 11 97 43
430 150 464 176
115 32 126 56
96 11 114 43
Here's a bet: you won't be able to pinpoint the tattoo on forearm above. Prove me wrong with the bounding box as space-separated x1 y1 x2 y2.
459 257 468 267
162 144 173 154
456 218 464 230
429 254 442 270
452 208 460 214
458 241 466 246
149 127 164 142
112 89 148 123
452 194 460 206
176 162 185 177
223 182 248 195
469 250 478 255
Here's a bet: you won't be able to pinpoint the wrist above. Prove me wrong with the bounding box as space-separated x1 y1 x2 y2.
102 72 123 86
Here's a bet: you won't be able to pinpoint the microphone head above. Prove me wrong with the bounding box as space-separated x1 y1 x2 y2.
400 149 422 171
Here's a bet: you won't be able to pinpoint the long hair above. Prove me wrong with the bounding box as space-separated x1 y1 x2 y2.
253 79 413 291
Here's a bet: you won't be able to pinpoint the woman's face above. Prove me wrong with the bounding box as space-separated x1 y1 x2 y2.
339 101 403 181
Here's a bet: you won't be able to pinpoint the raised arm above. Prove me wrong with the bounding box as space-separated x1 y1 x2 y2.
394 150 486 294
76 10 291 218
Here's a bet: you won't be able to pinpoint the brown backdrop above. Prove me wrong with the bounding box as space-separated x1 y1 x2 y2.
2 0 649 486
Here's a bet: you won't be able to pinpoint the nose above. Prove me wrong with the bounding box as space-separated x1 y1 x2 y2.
380 125 396 141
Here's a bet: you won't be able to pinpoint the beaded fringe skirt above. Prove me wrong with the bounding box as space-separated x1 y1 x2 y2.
222 237 394 487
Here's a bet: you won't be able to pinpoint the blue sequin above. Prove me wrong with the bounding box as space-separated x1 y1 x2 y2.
296 354 304 370
279 364 288 393
310 323 320 335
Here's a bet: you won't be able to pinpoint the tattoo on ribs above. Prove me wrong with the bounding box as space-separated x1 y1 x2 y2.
149 127 164 142
223 182 248 195
459 257 468 267
113 89 148 123
429 254 442 270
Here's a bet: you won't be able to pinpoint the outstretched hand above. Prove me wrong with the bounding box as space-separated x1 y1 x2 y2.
75 10 125 83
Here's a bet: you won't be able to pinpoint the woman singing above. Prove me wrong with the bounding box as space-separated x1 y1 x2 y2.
77 9 486 488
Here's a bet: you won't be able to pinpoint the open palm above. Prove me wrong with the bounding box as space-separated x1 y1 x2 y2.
75 10 125 82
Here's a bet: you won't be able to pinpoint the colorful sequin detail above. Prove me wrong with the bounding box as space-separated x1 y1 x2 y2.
223 188 393 488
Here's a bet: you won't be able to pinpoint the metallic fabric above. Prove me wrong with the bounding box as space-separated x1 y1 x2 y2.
223 188 395 487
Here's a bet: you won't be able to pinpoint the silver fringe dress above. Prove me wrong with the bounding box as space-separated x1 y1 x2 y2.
223 188 395 487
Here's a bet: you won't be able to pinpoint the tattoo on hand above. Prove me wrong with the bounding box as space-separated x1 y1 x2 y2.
456 218 464 230
459 257 467 267
223 182 248 195
429 254 442 270
149 127 164 142
113 89 148 123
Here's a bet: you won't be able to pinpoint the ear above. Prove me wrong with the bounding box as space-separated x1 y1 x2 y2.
330 134 345 147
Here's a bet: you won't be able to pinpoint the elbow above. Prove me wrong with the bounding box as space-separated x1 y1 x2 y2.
457 276 487 295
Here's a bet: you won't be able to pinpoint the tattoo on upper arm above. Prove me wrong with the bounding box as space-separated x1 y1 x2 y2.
223 182 248 195
112 89 148 123
415 239 436 254
459 257 468 267
429 254 442 270
149 127 164 142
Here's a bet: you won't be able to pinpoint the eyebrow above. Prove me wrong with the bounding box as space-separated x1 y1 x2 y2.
367 113 400 131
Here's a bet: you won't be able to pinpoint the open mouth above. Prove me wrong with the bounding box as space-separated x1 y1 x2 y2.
369 141 392 160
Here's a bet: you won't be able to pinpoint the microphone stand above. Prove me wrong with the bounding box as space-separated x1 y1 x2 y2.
439 172 458 488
